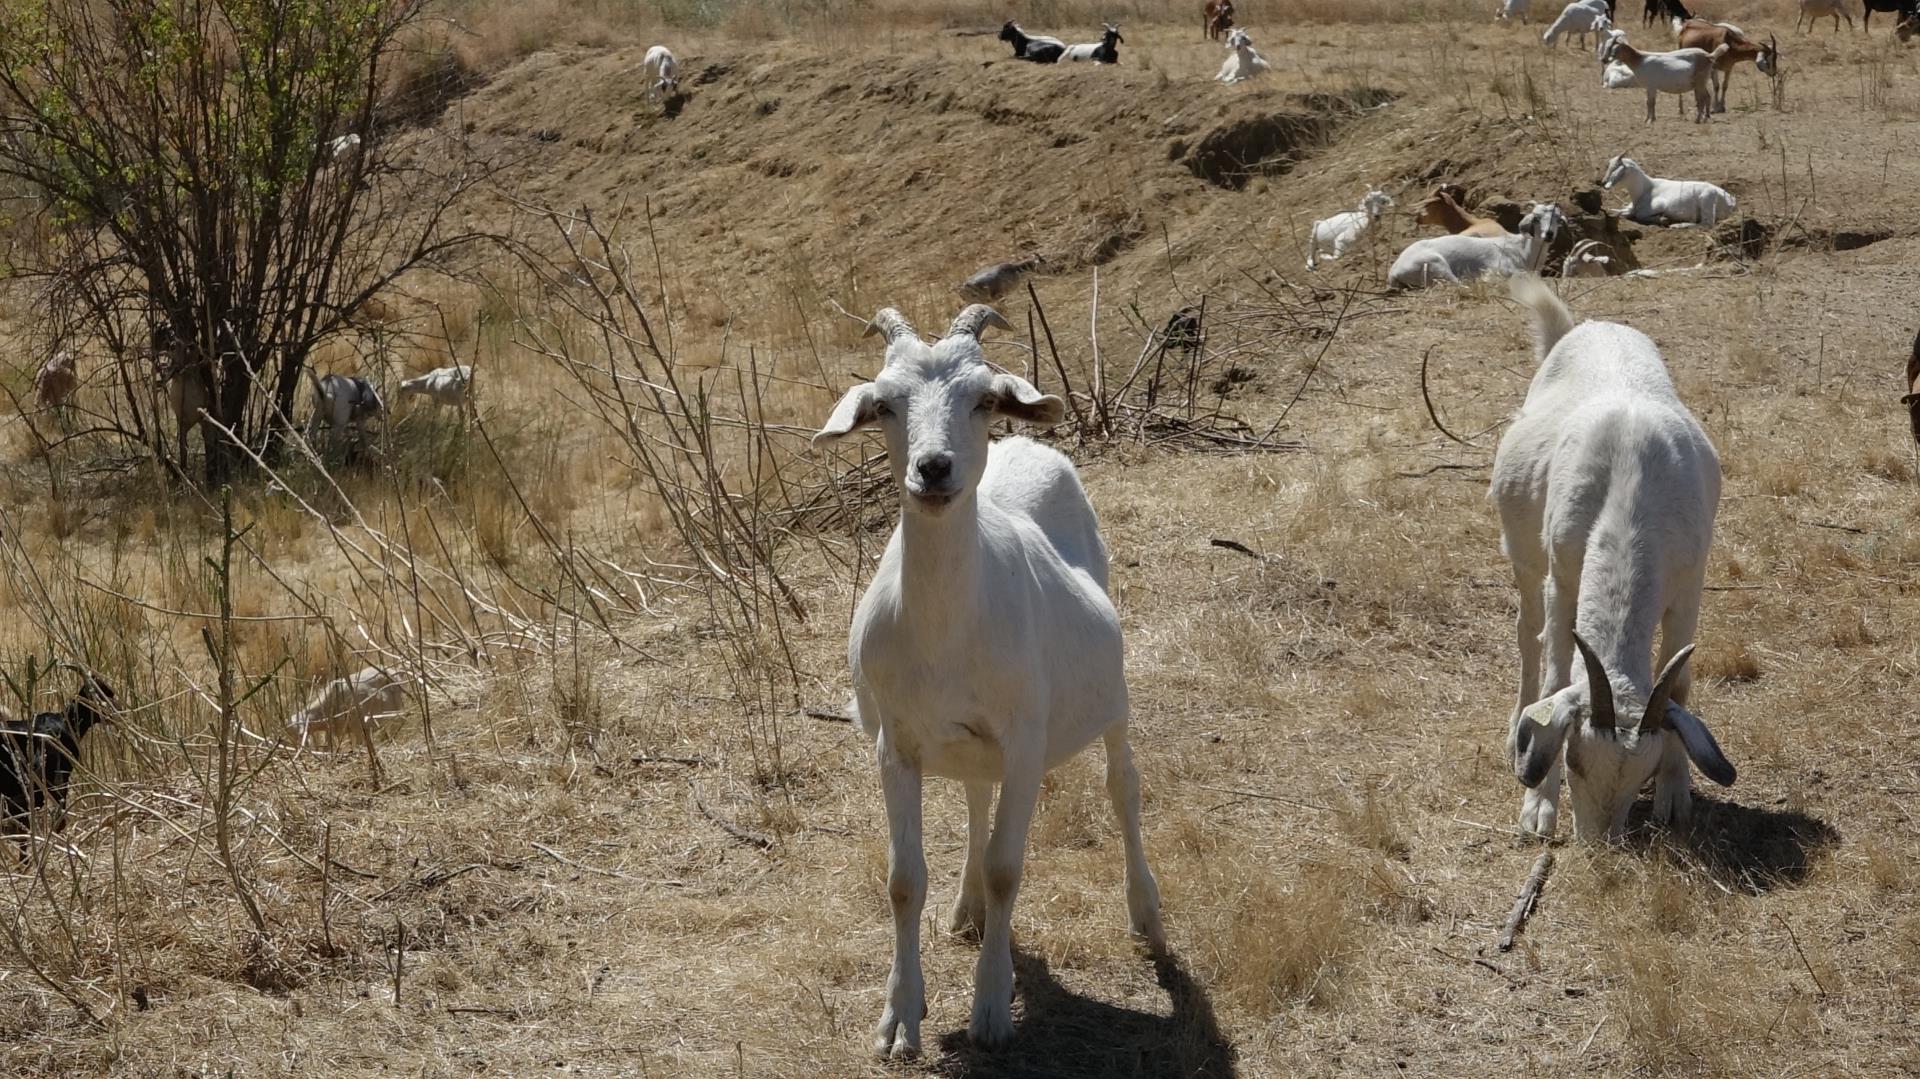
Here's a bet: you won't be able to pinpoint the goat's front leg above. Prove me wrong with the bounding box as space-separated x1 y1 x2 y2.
948 779 992 939
971 751 1043 1050
873 736 927 1060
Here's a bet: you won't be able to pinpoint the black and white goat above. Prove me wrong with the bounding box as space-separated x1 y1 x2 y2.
1063 24 1124 63
999 21 1066 63
306 370 385 445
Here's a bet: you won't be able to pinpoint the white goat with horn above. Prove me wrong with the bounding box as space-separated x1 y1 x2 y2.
813 304 1164 1058
1491 276 1736 842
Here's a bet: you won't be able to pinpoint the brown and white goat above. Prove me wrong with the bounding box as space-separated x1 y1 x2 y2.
1674 21 1778 112
1204 0 1235 40
1416 188 1510 238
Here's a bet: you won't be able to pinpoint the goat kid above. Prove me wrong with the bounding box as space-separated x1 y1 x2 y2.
399 364 473 407
1307 188 1394 269
1416 187 1510 238
814 305 1163 1057
1493 276 1734 842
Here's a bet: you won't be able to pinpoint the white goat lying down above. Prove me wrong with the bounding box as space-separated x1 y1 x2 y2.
1601 154 1737 226
1543 0 1613 46
814 304 1163 1058
1492 277 1735 842
399 364 473 406
286 667 411 750
1603 38 1725 122
1307 188 1393 270
1388 202 1567 289
1217 28 1272 82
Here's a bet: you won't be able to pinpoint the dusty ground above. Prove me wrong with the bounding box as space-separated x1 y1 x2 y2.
4 2 1920 1076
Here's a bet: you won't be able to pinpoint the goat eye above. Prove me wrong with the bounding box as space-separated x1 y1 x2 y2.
975 395 996 413
872 400 893 418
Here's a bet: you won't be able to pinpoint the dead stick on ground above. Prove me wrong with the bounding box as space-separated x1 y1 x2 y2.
1498 851 1554 951
1420 344 1475 447
530 841 684 886
1773 913 1830 996
690 780 775 849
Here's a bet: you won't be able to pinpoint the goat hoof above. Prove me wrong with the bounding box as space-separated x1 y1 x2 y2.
968 999 1015 1050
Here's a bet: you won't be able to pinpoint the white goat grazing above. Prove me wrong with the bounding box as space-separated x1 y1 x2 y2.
1491 276 1735 842
286 667 411 750
1217 28 1273 82
398 364 473 407
328 133 361 160
1601 154 1737 226
1498 0 1533 24
1596 21 1630 56
1603 38 1724 121
1796 0 1854 32
1388 202 1567 289
813 304 1163 1058
1544 0 1614 46
1561 238 1613 277
1307 189 1394 270
641 45 680 98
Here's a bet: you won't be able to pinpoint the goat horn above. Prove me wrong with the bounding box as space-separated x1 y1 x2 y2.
947 304 1013 340
1571 630 1618 731
862 308 919 347
1640 644 1695 732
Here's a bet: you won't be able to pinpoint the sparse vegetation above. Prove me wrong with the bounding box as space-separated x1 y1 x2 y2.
0 0 1913 1075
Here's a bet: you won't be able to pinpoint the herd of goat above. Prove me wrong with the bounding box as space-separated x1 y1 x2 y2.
3 0 1913 1060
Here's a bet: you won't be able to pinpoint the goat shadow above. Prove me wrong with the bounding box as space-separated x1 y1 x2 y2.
931 949 1235 1079
1629 790 1840 894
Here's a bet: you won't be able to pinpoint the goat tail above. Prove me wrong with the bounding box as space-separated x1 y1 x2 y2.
1510 274 1574 362
1708 42 1730 60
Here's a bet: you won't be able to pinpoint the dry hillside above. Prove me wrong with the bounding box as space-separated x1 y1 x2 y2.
3 2 1920 1077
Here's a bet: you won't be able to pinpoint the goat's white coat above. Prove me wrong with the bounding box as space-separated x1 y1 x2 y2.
1796 0 1853 31
1307 189 1393 270
1388 203 1566 288
399 364 473 406
1062 25 1123 62
1490 277 1734 842
1543 0 1614 46
1604 39 1723 121
287 667 410 750
1602 154 1737 226
307 371 385 442
1497 0 1532 23
814 305 1163 1058
1217 28 1272 82
329 134 361 160
642 45 680 97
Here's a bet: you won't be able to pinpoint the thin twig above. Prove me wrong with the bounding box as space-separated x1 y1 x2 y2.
1498 851 1554 951
690 780 775 849
1191 782 1329 812
1420 344 1476 447
530 841 684 885
1773 913 1830 997
1209 538 1262 559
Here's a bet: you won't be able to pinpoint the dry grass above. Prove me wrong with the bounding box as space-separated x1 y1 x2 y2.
2 1 1919 1076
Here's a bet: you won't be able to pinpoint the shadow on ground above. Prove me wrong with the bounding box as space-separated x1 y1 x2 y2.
1624 790 1840 893
932 950 1234 1079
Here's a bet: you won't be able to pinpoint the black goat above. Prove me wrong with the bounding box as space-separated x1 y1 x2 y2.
1865 0 1918 31
0 672 116 841
1644 0 1692 27
999 20 1066 63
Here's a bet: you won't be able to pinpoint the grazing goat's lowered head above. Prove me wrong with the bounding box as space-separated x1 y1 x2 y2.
813 306 1064 516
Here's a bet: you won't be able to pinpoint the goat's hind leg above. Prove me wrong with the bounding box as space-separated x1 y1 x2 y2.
948 779 991 939
1102 724 1165 951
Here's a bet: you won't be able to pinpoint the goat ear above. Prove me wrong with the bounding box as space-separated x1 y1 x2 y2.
813 383 881 447
1513 692 1575 788
1666 704 1736 786
989 373 1065 426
